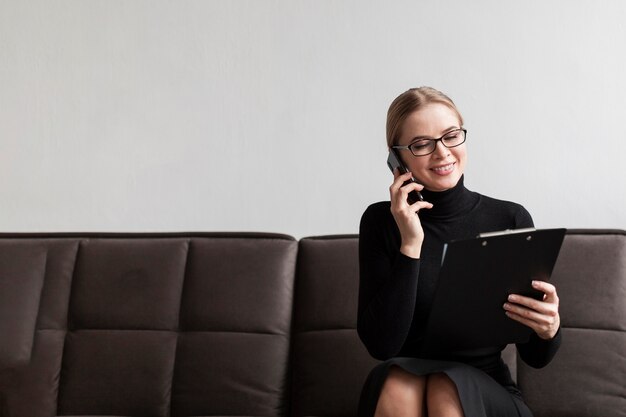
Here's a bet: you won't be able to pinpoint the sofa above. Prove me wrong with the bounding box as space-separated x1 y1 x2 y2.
0 229 624 417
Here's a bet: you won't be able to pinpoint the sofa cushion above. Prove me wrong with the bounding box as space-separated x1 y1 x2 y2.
550 231 626 331
291 236 378 417
69 239 188 330
0 239 78 417
518 328 626 417
172 332 290 416
179 237 296 334
0 233 298 417
172 236 297 416
0 243 46 369
517 230 626 417
0 329 64 417
58 330 178 416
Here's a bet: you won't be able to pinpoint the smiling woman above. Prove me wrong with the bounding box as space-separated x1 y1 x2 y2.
357 87 562 417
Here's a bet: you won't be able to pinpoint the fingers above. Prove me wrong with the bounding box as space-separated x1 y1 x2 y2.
530 280 559 303
507 281 559 314
504 308 560 340
503 297 558 323
391 167 404 179
389 172 431 210
390 171 414 191
504 281 561 340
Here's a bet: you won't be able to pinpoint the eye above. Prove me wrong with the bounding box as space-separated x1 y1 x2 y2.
410 140 431 151
443 130 461 141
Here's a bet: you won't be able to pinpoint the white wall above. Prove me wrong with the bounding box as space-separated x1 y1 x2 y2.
1 0 625 238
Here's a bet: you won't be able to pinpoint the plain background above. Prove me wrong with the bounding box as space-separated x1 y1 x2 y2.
1 0 625 238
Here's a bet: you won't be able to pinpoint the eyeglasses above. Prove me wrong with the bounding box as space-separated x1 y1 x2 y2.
392 128 467 157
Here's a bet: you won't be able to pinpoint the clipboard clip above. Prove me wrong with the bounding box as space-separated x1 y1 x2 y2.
478 227 536 238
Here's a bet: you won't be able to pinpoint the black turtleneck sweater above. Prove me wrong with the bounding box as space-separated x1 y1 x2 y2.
357 176 561 386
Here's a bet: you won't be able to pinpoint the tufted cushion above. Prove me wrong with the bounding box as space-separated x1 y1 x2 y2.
0 233 297 417
172 237 297 416
291 236 378 417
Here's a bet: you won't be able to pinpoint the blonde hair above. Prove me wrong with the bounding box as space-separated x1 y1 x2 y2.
386 87 464 148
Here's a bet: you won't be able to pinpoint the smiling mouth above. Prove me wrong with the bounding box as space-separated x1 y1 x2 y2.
431 163 455 174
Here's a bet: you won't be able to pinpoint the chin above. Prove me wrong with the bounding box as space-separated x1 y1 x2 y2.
425 175 462 192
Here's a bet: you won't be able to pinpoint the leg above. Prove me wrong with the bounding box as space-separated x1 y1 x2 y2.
374 366 427 417
426 373 465 417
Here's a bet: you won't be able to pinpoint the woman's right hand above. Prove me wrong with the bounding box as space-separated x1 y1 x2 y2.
389 171 433 259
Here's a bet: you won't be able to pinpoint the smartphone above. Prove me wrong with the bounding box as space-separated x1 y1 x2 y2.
387 149 424 204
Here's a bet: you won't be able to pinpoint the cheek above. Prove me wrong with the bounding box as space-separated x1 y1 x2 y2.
454 147 468 169
406 158 429 174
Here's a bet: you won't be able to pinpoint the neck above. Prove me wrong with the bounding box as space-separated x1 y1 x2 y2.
419 175 477 221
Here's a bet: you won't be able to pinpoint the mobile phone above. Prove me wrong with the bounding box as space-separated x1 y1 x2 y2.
387 150 424 204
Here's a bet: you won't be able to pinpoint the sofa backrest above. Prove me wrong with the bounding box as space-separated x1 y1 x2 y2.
0 230 624 417
0 233 298 417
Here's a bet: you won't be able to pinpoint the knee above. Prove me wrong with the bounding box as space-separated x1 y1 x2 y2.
377 366 426 409
426 373 463 413
427 372 456 391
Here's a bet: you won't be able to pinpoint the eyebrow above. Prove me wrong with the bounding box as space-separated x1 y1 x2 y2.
411 126 460 141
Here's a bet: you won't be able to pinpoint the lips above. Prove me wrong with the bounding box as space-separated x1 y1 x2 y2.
431 162 455 175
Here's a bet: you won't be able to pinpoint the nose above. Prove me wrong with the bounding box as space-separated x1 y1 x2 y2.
432 139 450 158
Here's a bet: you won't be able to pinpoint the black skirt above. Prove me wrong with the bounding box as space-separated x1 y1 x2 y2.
358 357 533 417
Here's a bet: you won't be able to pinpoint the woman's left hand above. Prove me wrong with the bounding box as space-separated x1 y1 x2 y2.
503 280 560 340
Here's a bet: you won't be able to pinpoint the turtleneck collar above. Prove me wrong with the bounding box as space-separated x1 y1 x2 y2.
419 175 479 222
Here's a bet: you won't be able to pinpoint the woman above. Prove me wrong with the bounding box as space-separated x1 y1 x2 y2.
357 87 561 417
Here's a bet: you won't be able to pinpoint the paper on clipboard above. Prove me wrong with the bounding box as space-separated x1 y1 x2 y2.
424 228 566 353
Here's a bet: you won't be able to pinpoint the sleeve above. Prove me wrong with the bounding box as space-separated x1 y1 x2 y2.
514 204 534 229
517 327 562 368
357 204 421 360
513 204 563 367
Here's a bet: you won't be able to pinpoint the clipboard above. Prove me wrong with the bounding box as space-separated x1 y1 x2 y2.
422 228 566 352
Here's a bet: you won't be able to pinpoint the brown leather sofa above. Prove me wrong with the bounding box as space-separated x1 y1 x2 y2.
0 230 624 417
